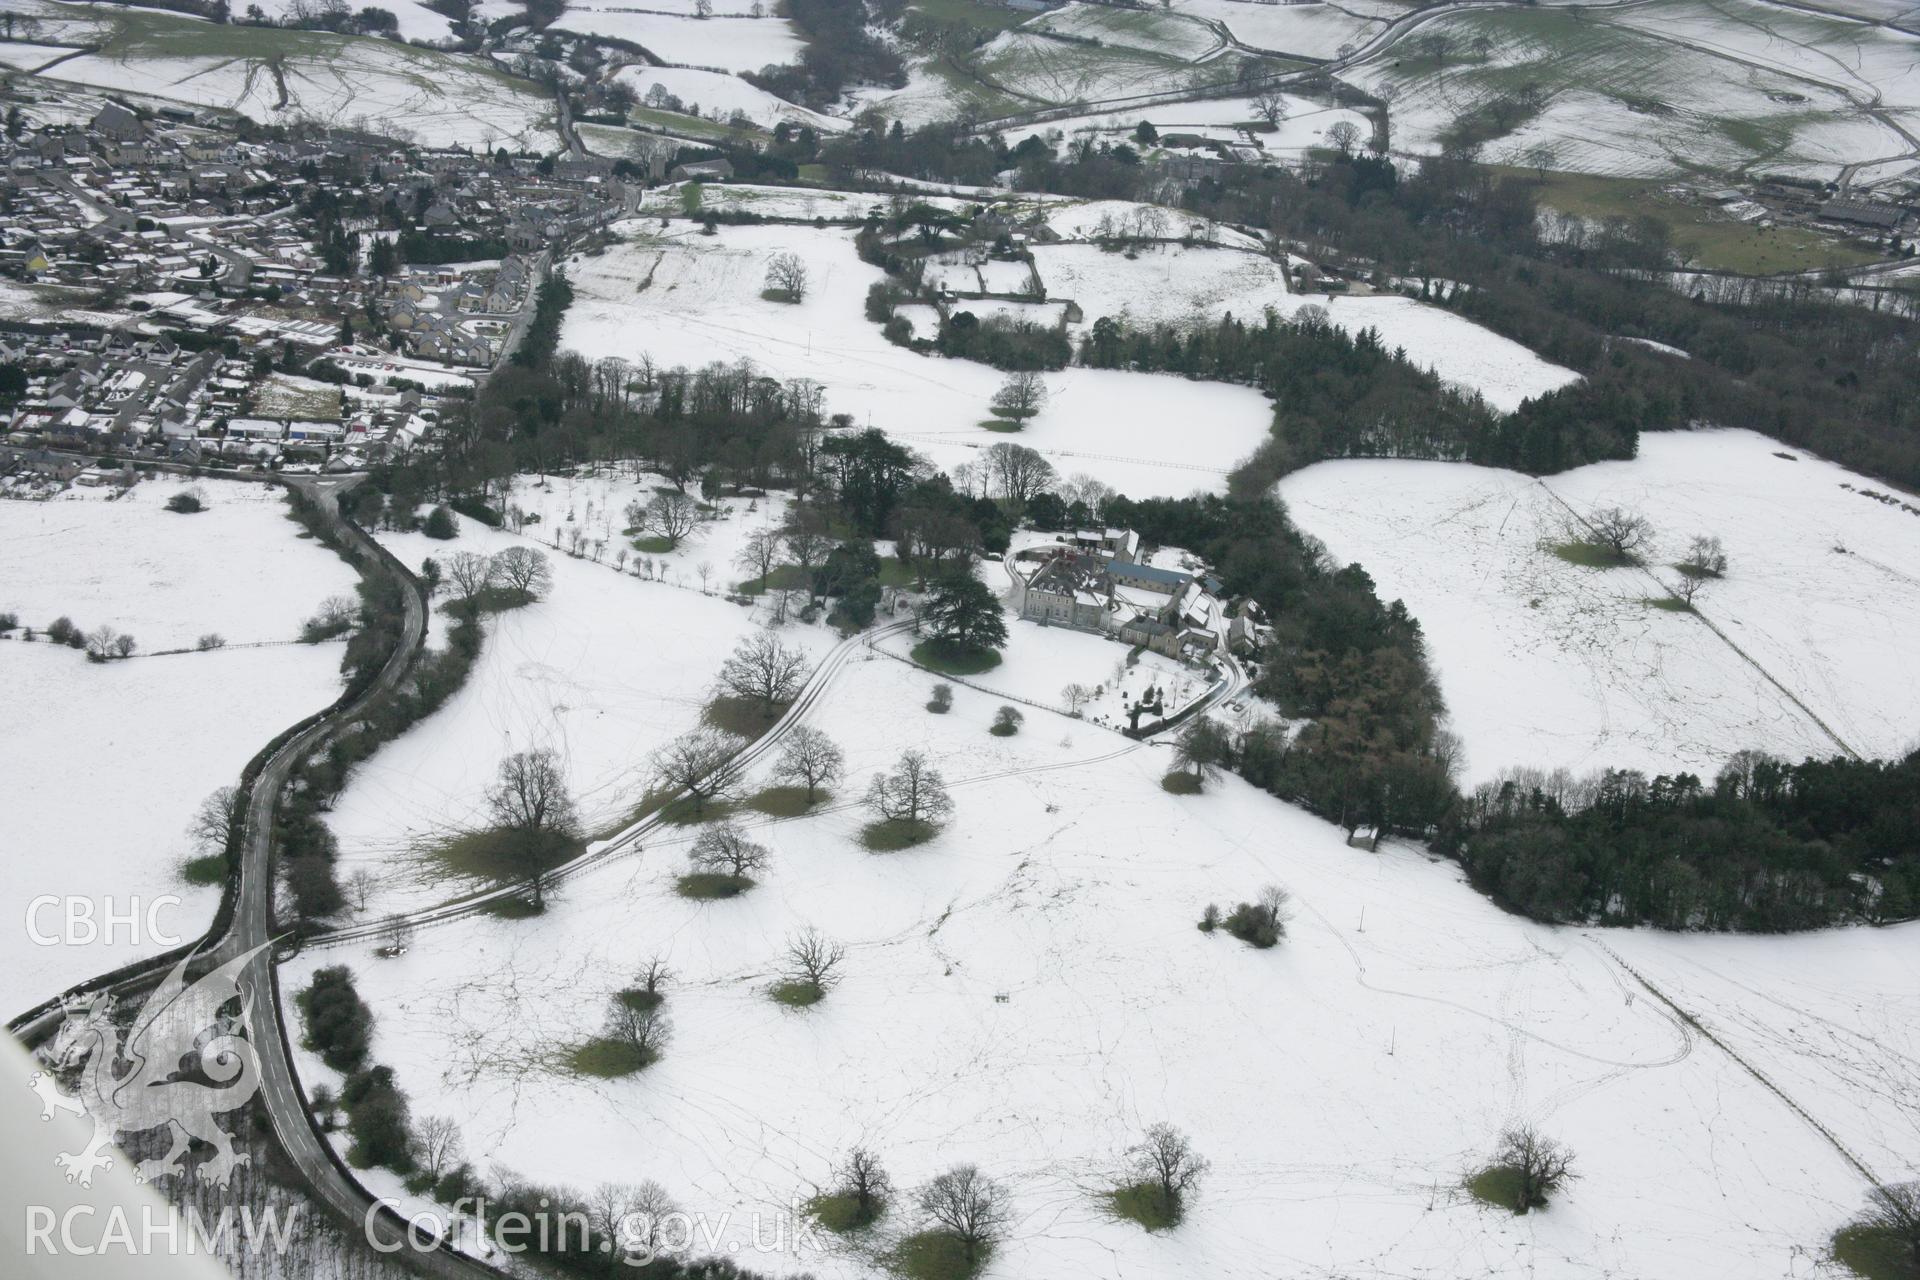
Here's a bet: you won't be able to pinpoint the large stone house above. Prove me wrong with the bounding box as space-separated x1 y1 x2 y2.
1006 529 1223 659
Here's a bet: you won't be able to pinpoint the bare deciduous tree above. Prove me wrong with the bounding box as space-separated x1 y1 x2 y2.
1584 507 1655 564
831 1146 892 1226
734 527 784 593
689 820 770 879
783 509 835 593
590 1178 679 1261
785 926 845 992
1492 1124 1577 1212
648 727 747 815
916 1165 1010 1267
634 490 701 546
634 956 672 1003
1061 683 1093 715
1676 534 1728 604
412 1116 463 1183
1859 1182 1920 1272
719 630 810 717
765 251 809 302
189 785 242 856
1172 718 1234 786
865 750 955 827
379 913 414 955
1129 1122 1208 1220
772 725 844 803
1251 89 1288 128
346 868 377 912
983 440 1056 507
485 748 580 908
989 370 1048 424
447 550 496 604
490 546 552 602
1324 119 1362 155
605 997 673 1062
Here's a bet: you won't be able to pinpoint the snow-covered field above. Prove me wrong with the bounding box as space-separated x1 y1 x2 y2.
614 65 849 133
1278 428 1920 784
1346 6 1908 179
564 207 1575 491
321 496 829 922
242 0 458 42
551 8 802 74
1028 240 1576 412
285 648 1920 1280
1610 0 1920 117
0 478 358 649
1 641 344 1017
41 7 558 149
0 39 72 69
1001 92 1373 160
560 222 1274 497
1174 0 1395 57
1028 3 1227 61
971 30 1225 106
0 478 353 1015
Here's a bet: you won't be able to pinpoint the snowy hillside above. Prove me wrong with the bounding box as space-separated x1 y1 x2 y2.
1278 428 1920 783
286 650 1919 1280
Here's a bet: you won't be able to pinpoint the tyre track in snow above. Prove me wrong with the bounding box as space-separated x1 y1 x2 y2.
1287 889 1695 1071
1585 936 1888 1191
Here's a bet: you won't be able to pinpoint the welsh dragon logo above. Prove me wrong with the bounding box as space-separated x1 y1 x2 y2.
29 945 269 1190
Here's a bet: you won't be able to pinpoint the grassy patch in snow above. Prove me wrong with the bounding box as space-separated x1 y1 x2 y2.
1641 595 1693 612
704 693 786 740
877 559 919 588
641 792 742 827
1548 539 1637 569
1160 771 1203 795
631 534 677 554
180 854 226 886
861 818 939 851
1107 1182 1181 1231
745 785 828 816
979 418 1025 432
1466 1164 1530 1214
1496 169 1874 276
1832 1222 1920 1280
427 826 583 885
480 895 545 920
675 871 755 899
770 979 826 1008
887 1230 988 1280
566 1037 657 1077
735 563 811 594
634 107 764 144
806 1191 884 1234
910 639 1003 675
